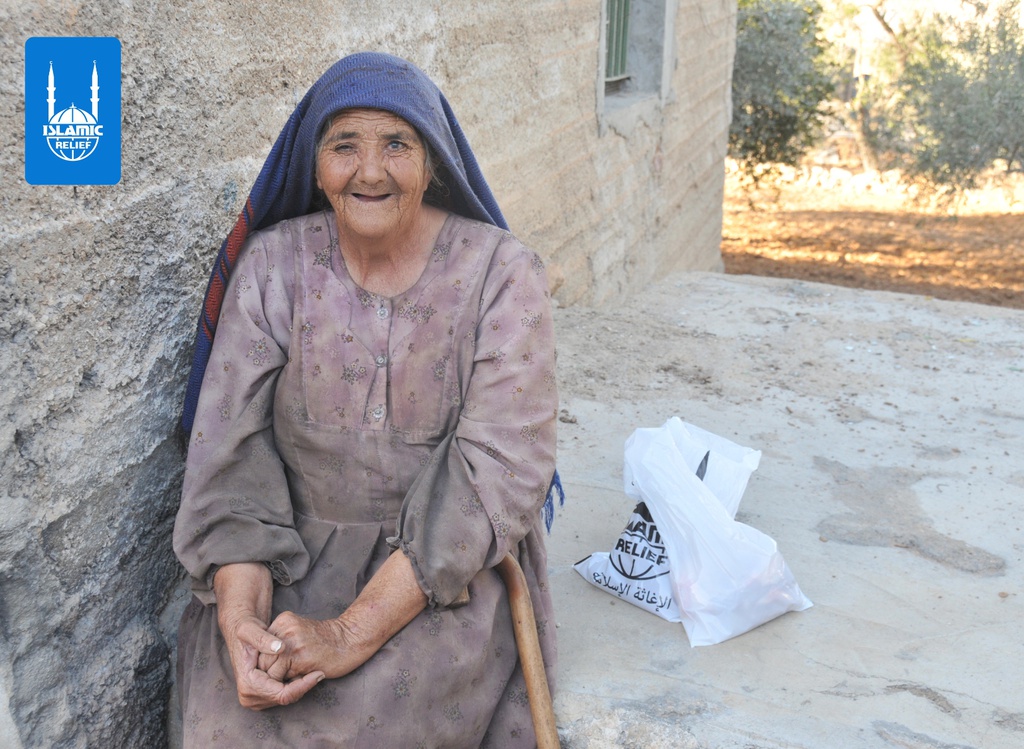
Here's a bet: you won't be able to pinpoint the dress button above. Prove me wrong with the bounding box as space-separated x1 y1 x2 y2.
375 354 388 367
376 306 389 319
372 405 385 420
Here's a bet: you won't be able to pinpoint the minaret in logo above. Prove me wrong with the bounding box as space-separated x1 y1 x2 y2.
44 60 103 162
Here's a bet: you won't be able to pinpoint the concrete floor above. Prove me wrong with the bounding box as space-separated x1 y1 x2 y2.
548 272 1024 749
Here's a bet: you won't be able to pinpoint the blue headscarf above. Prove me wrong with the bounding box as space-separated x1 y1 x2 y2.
181 52 564 526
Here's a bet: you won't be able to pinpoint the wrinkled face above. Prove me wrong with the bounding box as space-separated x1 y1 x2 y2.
315 109 432 241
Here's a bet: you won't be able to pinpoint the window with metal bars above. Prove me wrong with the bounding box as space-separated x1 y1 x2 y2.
601 0 669 111
605 0 631 83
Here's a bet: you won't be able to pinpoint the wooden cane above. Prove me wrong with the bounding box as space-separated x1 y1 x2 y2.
496 553 560 749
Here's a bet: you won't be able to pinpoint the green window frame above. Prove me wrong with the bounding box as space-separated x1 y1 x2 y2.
606 0 631 82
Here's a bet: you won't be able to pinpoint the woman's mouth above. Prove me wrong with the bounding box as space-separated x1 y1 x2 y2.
352 193 391 202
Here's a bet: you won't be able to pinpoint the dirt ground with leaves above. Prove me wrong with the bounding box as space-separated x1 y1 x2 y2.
721 168 1024 310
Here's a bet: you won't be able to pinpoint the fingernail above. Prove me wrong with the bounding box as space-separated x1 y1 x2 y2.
271 640 282 653
317 674 326 683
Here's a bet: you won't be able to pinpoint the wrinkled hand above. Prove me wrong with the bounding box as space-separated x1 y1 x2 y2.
260 611 372 683
213 563 325 711
239 550 427 694
220 611 325 710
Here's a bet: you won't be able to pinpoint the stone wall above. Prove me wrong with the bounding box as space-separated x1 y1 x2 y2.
0 1 736 746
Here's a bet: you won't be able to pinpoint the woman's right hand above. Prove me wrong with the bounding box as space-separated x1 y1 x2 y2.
214 563 325 710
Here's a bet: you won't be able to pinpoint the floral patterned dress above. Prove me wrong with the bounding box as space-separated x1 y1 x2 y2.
174 210 558 748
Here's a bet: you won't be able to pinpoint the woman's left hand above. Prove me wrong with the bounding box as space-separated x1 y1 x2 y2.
260 612 367 682
260 549 429 682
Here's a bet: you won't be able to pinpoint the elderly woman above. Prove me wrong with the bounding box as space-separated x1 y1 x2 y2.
174 52 558 748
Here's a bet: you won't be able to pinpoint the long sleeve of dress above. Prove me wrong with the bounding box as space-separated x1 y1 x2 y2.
173 232 320 604
394 234 557 607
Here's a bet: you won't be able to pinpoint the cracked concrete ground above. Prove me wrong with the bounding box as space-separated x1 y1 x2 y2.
547 272 1023 748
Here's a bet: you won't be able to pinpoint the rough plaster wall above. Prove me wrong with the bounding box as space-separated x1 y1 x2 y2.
0 1 734 746
519 0 737 306
660 0 737 276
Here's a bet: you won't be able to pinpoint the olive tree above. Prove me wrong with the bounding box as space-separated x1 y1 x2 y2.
858 0 1024 191
729 0 835 176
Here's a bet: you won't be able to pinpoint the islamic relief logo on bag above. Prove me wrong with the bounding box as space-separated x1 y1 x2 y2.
572 500 679 621
25 37 121 185
610 502 670 581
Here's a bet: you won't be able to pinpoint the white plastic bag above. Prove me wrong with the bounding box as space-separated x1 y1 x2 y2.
573 501 681 622
624 418 812 646
633 419 762 519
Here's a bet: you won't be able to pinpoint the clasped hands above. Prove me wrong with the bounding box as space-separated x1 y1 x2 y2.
221 608 368 711
214 551 428 711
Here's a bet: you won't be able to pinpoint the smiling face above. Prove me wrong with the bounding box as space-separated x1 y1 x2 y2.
315 109 432 244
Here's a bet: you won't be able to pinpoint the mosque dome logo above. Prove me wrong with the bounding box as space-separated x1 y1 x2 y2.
25 37 121 185
43 61 103 162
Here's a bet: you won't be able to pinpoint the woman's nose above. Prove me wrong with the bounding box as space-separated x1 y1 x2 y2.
357 150 387 185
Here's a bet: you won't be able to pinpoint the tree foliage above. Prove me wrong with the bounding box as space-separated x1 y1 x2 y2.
868 0 1024 191
729 0 835 173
